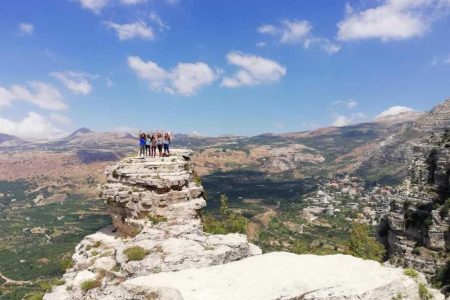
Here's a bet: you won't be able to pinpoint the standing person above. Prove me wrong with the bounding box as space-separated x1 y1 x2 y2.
145 134 151 157
150 134 157 157
157 132 163 157
163 132 171 157
139 133 146 158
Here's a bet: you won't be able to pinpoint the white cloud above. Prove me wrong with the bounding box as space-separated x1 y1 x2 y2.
221 52 286 88
120 0 146 4
258 20 340 54
256 41 267 47
49 113 72 125
332 112 367 127
149 12 169 31
431 54 450 65
18 23 34 35
332 115 353 127
0 82 67 110
280 20 312 44
258 24 277 35
128 56 218 96
78 0 109 13
105 21 154 41
377 105 414 117
0 112 66 140
334 99 358 109
50 71 95 95
337 0 450 41
106 78 114 87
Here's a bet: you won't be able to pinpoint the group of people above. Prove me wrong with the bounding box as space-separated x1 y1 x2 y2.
139 131 172 158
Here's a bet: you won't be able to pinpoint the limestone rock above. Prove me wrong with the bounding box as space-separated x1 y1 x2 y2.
122 252 444 300
379 130 450 279
45 149 261 300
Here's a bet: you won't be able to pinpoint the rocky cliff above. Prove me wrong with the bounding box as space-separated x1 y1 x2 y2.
380 129 450 282
44 149 444 300
357 99 450 183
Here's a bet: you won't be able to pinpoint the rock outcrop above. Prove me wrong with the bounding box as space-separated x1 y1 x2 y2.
44 150 260 300
44 149 445 300
380 129 450 281
357 99 450 183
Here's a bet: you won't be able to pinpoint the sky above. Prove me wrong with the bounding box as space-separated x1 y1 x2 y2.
1 0 450 139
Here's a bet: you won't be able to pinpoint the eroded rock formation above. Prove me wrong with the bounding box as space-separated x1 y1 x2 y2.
380 130 450 278
44 149 445 300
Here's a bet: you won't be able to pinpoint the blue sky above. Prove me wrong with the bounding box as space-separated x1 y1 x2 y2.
1 0 450 139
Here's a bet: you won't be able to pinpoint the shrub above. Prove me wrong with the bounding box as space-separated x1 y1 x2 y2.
347 221 386 262
80 279 101 291
391 293 403 300
431 261 450 290
123 246 149 261
24 292 44 300
60 253 73 271
404 268 419 278
147 213 168 224
52 278 66 286
38 281 53 292
203 194 248 235
418 283 433 300
193 172 202 186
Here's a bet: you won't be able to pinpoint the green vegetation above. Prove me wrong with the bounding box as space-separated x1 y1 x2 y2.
418 283 433 300
123 246 149 261
0 180 110 300
404 268 419 278
146 213 168 224
80 279 101 291
432 261 450 293
193 171 202 186
23 292 44 300
392 293 404 300
347 222 386 262
60 253 74 272
203 195 248 234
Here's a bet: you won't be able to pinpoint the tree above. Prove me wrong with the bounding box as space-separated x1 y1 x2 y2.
203 194 248 235
347 221 385 262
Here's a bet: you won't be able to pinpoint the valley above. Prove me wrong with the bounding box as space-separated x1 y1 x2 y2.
0 102 449 299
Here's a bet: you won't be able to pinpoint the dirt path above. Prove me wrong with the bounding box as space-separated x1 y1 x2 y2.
0 271 32 286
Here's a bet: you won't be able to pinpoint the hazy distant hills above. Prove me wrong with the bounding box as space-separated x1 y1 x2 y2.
3 99 450 185
0 133 26 147
0 107 423 184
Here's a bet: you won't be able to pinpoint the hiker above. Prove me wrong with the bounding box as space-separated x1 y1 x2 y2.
157 132 163 157
139 133 146 158
150 134 157 157
163 132 171 156
145 134 151 157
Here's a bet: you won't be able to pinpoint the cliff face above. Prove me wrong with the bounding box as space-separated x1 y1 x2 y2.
44 149 445 300
44 150 261 300
381 130 450 276
357 99 450 183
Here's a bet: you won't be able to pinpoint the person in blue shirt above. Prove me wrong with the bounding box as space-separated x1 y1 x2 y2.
139 133 146 158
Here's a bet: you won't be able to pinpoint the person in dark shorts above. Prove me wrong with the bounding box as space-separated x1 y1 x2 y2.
139 133 146 158
145 134 151 157
157 132 163 157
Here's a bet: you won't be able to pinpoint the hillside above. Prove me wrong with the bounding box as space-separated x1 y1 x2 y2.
42 151 444 300
356 99 450 183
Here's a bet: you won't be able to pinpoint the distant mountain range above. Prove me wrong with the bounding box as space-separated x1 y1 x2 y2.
3 99 450 185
